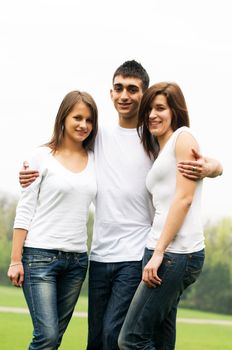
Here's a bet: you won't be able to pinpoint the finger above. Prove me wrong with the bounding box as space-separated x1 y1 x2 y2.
178 164 202 175
191 148 202 160
151 272 162 285
148 269 156 284
143 269 161 287
142 270 153 287
178 160 200 167
20 177 36 184
18 273 24 287
143 276 154 288
23 161 29 170
19 171 39 177
182 173 201 181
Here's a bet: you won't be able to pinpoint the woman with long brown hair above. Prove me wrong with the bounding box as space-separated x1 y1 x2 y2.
8 90 98 350
119 82 205 350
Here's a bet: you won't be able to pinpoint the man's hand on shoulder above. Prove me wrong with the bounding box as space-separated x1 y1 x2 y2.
177 149 223 180
19 161 39 188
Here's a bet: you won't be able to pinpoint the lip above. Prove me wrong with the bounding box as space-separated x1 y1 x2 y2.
118 103 131 108
76 130 88 136
149 122 160 127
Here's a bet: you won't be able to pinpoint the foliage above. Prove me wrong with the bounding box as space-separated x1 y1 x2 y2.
0 193 18 284
180 217 232 315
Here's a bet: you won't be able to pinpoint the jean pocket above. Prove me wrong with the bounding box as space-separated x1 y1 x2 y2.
22 254 57 268
184 251 205 287
75 253 88 269
157 253 175 280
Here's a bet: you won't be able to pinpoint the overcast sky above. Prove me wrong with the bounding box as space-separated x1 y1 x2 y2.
1 0 231 222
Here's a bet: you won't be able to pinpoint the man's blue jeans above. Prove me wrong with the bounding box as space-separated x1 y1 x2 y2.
22 247 88 350
87 260 143 350
118 248 205 350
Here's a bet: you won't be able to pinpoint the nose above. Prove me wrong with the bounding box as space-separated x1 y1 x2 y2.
79 119 87 128
149 109 157 119
120 89 129 100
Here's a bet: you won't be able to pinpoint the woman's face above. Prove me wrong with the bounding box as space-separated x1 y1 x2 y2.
148 94 173 139
63 101 93 145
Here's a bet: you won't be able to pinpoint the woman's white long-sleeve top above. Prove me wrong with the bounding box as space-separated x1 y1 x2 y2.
14 147 97 252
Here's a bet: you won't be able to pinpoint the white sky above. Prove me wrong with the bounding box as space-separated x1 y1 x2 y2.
1 0 231 222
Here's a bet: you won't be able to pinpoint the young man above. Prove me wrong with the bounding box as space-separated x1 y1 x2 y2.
87 61 153 350
19 60 223 350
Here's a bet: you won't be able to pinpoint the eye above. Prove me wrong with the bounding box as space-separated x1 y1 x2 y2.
114 86 122 92
73 116 82 121
128 87 139 94
86 118 93 124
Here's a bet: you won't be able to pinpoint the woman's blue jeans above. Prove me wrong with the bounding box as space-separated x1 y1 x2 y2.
22 247 88 350
118 248 205 350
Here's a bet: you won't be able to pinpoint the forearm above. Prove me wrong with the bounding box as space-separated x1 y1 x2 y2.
10 229 28 263
155 195 192 253
205 157 223 178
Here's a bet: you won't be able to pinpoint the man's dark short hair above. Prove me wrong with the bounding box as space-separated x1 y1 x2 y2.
112 60 150 91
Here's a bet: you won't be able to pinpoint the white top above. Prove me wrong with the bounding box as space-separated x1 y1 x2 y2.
146 127 204 253
90 124 154 262
14 147 97 252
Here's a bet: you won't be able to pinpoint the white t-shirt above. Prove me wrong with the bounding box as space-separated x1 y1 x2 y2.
146 127 205 253
14 147 97 252
90 124 154 262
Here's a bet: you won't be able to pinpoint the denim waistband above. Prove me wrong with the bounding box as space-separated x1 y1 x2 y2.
23 247 87 257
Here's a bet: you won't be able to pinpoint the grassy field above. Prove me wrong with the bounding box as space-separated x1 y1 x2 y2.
1 285 232 349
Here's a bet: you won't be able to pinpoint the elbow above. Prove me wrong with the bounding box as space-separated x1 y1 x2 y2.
178 194 194 210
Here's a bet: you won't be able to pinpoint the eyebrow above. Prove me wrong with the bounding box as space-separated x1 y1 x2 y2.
113 83 140 89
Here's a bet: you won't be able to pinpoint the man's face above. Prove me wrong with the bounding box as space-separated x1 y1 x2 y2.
110 75 144 121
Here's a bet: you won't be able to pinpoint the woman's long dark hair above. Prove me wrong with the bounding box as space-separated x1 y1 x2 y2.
137 82 190 159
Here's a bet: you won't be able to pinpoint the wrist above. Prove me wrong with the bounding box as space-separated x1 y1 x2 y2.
10 258 22 265
9 262 23 268
154 248 165 255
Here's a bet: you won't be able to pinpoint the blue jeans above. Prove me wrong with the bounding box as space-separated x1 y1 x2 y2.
118 248 205 350
22 247 88 350
87 260 142 350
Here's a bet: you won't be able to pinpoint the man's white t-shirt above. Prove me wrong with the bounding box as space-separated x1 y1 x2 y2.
90 124 154 262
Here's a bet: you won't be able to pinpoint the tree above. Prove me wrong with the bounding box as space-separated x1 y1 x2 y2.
180 217 232 314
0 192 18 284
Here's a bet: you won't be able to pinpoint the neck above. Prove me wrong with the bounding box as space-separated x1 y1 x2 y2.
58 139 85 154
158 130 174 151
118 116 138 129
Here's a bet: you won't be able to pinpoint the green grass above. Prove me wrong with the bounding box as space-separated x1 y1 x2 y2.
0 285 88 311
176 324 232 350
0 313 87 350
1 285 232 350
177 307 232 321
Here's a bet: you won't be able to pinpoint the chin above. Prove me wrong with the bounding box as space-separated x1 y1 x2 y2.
149 129 158 136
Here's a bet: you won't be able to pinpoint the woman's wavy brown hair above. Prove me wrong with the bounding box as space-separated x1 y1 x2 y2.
137 82 190 159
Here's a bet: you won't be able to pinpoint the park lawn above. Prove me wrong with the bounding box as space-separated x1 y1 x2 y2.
177 306 232 321
1 285 232 349
0 285 88 311
0 313 87 350
1 312 232 350
2 285 232 320
176 323 232 350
